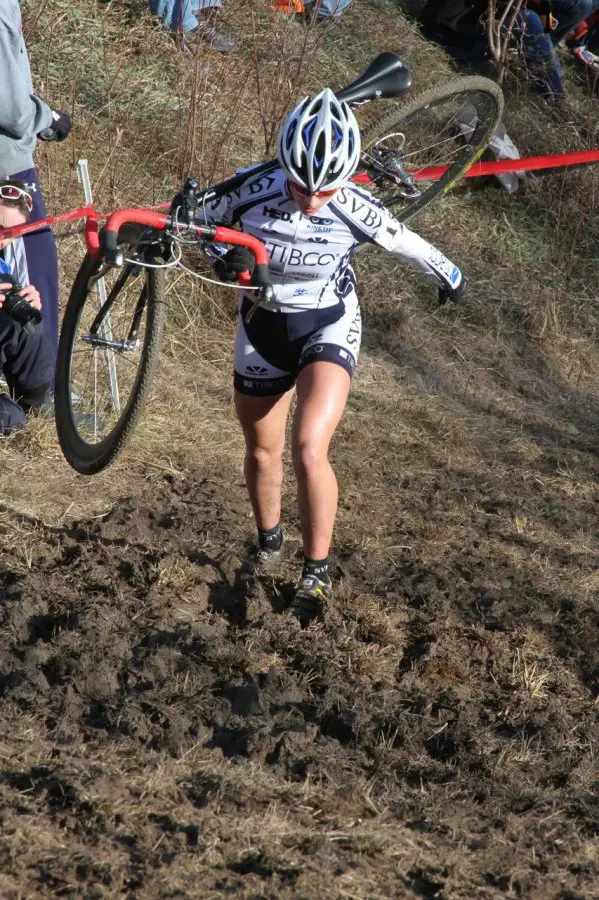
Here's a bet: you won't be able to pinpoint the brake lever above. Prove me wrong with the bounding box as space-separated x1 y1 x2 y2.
238 269 274 322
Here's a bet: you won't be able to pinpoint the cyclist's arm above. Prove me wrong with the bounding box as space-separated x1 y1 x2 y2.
193 194 235 267
373 217 463 293
194 194 233 228
194 166 274 268
194 164 268 229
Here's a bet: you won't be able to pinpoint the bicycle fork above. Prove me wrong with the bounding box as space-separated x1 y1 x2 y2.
77 160 121 410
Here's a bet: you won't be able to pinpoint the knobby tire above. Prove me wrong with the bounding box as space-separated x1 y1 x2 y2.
55 251 165 475
361 76 504 222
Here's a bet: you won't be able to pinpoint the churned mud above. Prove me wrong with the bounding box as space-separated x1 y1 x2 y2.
0 462 597 898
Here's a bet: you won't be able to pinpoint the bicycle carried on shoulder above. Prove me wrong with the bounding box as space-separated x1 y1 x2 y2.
52 53 503 475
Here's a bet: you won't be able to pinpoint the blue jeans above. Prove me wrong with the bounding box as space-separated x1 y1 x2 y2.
551 0 599 43
514 9 565 93
149 0 220 33
515 9 557 64
309 0 353 16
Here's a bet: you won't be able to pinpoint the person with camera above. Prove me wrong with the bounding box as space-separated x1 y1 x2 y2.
0 179 55 435
0 1 72 363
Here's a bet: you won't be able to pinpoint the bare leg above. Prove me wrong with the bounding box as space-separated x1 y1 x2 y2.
292 362 351 561
234 388 295 531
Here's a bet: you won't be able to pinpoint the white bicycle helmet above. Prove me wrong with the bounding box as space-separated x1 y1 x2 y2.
278 88 361 192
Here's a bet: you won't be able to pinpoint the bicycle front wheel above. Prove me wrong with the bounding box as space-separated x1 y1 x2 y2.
55 249 165 475
360 76 504 222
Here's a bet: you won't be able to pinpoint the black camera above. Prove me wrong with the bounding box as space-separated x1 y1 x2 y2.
0 275 42 333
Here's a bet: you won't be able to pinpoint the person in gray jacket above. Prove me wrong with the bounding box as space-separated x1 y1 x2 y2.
0 1 72 363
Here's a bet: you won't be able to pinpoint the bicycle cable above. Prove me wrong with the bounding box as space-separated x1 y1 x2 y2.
175 257 259 291
171 226 259 291
123 242 183 269
123 226 259 291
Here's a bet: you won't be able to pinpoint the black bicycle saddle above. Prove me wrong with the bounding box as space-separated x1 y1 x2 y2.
337 52 412 105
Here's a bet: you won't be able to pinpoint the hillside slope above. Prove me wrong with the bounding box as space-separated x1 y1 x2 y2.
0 1 597 896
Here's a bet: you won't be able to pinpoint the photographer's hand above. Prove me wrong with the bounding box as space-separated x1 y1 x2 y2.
0 282 12 308
17 285 42 311
0 282 41 311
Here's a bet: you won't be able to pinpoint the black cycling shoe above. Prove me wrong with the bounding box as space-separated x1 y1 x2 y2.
287 573 331 626
252 538 285 571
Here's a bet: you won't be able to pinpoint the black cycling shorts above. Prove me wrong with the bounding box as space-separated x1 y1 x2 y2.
234 291 362 396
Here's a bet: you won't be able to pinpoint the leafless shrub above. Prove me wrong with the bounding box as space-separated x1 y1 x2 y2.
485 0 525 83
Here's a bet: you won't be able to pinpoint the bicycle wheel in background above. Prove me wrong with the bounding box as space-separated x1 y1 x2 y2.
55 243 165 475
359 76 504 222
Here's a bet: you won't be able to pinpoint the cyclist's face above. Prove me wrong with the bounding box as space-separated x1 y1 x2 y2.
0 201 26 250
289 181 338 215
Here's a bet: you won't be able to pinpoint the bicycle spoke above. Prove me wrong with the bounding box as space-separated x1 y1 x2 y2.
359 82 502 220
67 266 150 441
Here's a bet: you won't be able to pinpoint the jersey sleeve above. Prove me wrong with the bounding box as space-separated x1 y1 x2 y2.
195 164 280 229
0 21 53 140
195 192 234 227
372 208 463 292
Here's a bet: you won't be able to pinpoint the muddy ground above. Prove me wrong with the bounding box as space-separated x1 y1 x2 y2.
0 449 597 898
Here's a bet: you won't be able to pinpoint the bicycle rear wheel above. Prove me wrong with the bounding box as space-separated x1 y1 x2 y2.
55 245 165 475
359 76 504 222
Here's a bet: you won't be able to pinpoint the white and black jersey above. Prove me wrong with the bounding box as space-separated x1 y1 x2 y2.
199 164 462 312
197 164 462 395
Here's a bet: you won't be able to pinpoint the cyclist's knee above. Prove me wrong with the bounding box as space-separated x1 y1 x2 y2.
292 438 329 477
247 443 283 471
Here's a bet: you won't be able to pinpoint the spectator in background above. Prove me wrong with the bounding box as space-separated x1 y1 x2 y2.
304 0 353 23
149 0 236 51
563 8 599 69
0 0 72 365
537 0 599 46
528 0 599 73
418 0 566 98
420 0 599 94
0 180 55 435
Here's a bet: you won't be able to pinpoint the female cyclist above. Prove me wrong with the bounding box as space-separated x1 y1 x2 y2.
202 88 464 625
